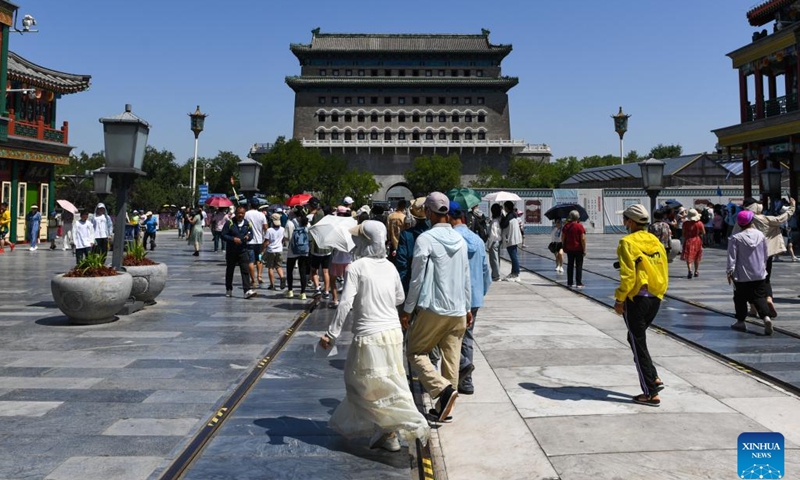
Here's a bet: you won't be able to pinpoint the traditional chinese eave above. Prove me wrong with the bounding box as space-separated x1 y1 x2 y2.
7 51 91 94
747 0 796 26
284 76 519 93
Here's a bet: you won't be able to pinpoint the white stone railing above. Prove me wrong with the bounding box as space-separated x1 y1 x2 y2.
520 144 552 155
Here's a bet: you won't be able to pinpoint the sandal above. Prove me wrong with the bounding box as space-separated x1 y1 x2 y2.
654 378 665 392
632 393 660 407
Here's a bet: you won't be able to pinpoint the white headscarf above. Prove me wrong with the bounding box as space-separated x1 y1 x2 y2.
350 220 387 259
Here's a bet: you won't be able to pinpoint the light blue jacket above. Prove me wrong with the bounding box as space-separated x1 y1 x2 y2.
404 223 471 316
454 224 492 309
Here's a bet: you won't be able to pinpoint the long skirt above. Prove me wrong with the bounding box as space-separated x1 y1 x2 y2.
329 327 430 445
187 227 203 250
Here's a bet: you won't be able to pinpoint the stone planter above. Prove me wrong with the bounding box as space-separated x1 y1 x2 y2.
125 262 168 304
51 272 133 325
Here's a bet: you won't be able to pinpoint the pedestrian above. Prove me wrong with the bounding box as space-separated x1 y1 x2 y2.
450 201 491 395
73 210 94 264
516 208 526 248
548 218 564 273
211 207 228 252
713 206 725 246
244 202 267 285
25 204 41 251
0 201 15 253
141 211 158 251
614 204 669 407
187 207 204 256
47 210 61 250
395 197 429 293
400 192 471 422
648 209 673 262
561 210 586 288
387 199 408 262
222 206 256 299
500 200 522 281
728 210 772 334
319 220 430 452
264 213 286 290
735 197 796 317
486 203 502 282
91 203 112 256
308 197 333 299
176 207 185 238
680 208 705 279
284 209 310 300
329 206 354 308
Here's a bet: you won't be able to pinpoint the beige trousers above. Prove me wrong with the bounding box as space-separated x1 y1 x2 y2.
406 309 467 398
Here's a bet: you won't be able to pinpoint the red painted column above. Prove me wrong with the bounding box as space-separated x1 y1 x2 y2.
755 65 764 119
758 146 767 206
768 72 777 100
796 52 800 110
739 70 749 122
743 143 752 199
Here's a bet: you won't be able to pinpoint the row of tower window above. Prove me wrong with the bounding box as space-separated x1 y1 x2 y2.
319 96 485 105
319 112 486 123
318 130 487 141
318 68 485 78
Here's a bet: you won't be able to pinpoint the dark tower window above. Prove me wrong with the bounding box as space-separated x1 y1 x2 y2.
332 69 339 76
478 131 486 140
384 130 392 141
477 97 485 104
331 97 339 104
358 113 365 122
370 131 379 140
318 131 326 140
358 97 365 104
331 113 339 122
371 97 378 104
452 131 460 140
318 97 326 104
344 113 352 122
412 131 420 140
357 131 365 140
452 113 459 122
465 130 473 140
425 130 434 140
344 131 352 140
439 113 446 122
425 114 433 122
451 70 457 77
438 130 447 140
371 113 379 122
384 112 392 122
398 131 406 140
398 113 406 122
320 69 327 76
358 69 365 76
465 114 473 122
478 114 486 122
318 113 326 122
331 131 339 140
412 113 420 122
345 97 352 104
384 96 391 104
438 97 446 105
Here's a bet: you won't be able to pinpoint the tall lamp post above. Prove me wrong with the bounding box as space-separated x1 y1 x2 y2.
238 158 261 205
611 106 631 165
92 168 112 202
99 104 150 270
760 166 782 211
639 157 666 218
188 105 208 206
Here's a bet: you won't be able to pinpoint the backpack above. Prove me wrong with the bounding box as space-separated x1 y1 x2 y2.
700 208 712 224
472 214 490 242
289 220 310 255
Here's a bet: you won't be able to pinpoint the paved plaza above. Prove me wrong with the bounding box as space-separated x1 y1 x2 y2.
0 232 798 479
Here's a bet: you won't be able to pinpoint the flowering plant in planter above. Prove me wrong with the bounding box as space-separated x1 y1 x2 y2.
123 243 158 267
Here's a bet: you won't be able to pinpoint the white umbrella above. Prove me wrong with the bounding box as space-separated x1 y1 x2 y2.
56 199 79 214
482 191 521 203
308 215 357 252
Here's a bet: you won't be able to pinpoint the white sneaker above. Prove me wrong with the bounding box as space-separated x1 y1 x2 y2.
244 289 256 299
764 317 774 336
225 290 232 297
29 246 37 251
369 431 401 452
285 290 294 298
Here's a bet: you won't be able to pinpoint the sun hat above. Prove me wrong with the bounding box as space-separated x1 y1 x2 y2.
270 213 281 225
621 204 649 224
737 210 755 226
31 204 39 209
686 208 701 222
145 211 153 216
409 197 426 219
425 192 449 214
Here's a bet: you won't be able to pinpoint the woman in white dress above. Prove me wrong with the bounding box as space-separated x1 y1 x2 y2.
318 220 430 452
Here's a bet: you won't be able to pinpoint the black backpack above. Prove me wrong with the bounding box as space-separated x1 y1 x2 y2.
472 213 490 242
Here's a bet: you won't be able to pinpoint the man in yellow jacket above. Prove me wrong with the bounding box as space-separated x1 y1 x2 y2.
614 204 669 407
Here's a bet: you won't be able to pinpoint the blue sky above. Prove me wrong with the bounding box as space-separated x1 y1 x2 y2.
13 0 759 163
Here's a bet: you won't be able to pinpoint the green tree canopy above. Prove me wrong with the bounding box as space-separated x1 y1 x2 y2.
648 143 683 159
404 153 462 195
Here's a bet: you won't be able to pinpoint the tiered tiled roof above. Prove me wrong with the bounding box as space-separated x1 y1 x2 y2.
285 76 519 92
747 0 794 26
7 51 91 94
291 30 512 58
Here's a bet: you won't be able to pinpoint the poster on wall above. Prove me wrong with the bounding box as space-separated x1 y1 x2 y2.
525 200 541 224
552 189 579 205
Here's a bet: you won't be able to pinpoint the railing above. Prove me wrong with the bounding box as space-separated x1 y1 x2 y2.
746 93 799 122
301 138 527 148
520 143 552 155
7 110 69 144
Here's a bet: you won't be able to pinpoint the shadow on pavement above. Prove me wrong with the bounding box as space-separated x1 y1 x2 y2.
519 382 632 404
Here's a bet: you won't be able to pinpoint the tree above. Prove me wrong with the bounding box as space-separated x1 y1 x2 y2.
624 150 642 163
648 143 682 159
404 153 462 195
470 167 507 188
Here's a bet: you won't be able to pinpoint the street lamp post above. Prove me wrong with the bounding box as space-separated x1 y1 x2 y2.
99 104 150 270
188 106 208 206
611 106 631 165
639 157 666 218
237 158 261 205
92 168 112 202
760 166 782 211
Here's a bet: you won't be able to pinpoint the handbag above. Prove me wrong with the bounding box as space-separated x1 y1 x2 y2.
547 242 557 253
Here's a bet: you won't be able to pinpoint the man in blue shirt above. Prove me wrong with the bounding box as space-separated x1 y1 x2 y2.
141 211 158 251
400 192 471 422
449 201 491 395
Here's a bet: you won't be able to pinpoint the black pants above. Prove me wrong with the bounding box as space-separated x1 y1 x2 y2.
226 250 251 293
733 280 770 321
286 256 309 293
623 296 661 396
143 231 156 250
566 252 584 286
764 255 774 297
93 238 108 256
75 247 90 264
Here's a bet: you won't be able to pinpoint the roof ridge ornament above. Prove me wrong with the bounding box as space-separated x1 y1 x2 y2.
312 27 320 36
481 28 491 37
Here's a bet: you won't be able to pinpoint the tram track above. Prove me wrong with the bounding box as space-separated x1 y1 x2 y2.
517 247 800 398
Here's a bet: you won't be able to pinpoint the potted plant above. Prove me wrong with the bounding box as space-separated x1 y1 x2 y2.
123 242 168 305
51 253 133 325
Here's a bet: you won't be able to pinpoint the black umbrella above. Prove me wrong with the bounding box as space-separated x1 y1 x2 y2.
662 199 682 209
544 203 589 222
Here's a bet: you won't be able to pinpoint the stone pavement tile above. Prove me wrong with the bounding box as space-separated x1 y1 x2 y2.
679 372 789 399
721 396 800 446
6 352 135 368
507 383 734 418
478 319 608 337
0 453 63 480
102 418 199 436
493 364 689 390
90 378 233 391
0 377 103 389
44 456 163 480
0 434 180 457
0 320 24 326
0 401 62 417
440 402 558 480
142 389 226 404
199 434 368 457
42 367 183 379
126 358 251 369
0 366 50 377
0 389 152 403
478 334 622 351
181 454 410 480
0 409 118 435
458 348 511 404
484 348 635 368
526 413 772 456
76 331 182 338
653 354 748 375
42 401 214 421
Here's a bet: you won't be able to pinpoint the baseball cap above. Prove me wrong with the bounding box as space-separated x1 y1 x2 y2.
410 197 426 219
270 213 281 225
737 210 754 226
425 192 449 214
449 201 464 219
621 204 649 224
343 196 354 205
